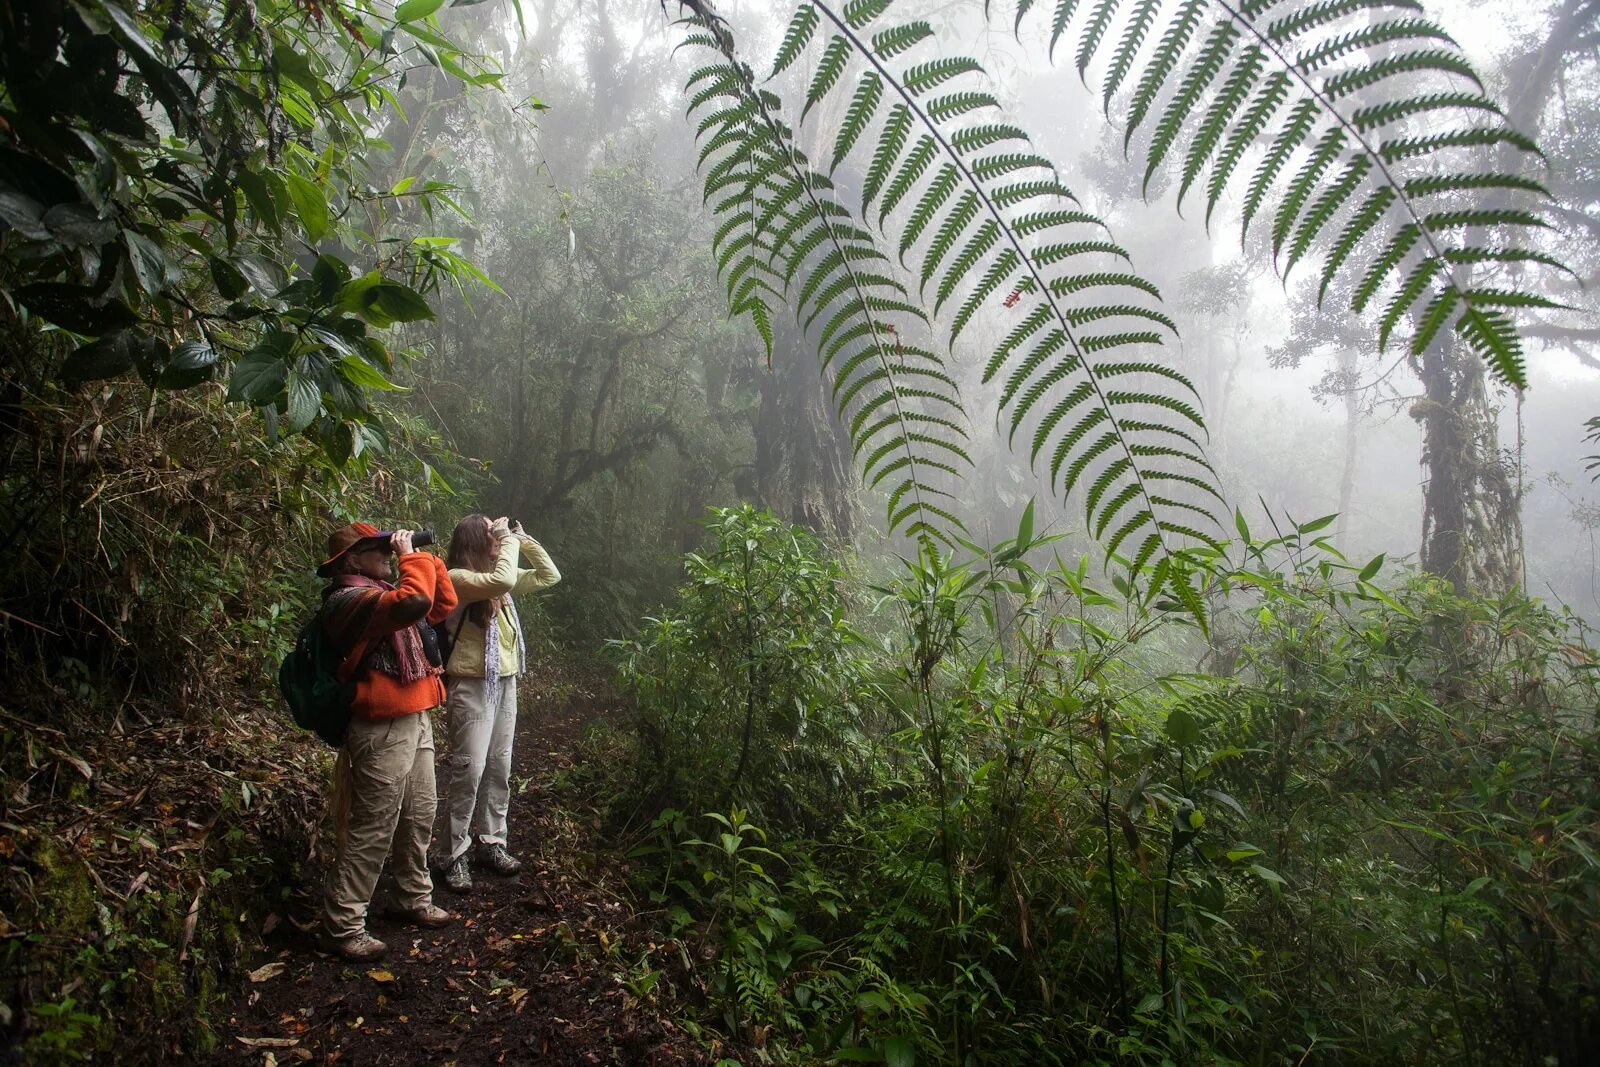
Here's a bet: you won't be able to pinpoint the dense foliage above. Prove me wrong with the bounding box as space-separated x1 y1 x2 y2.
599 505 1600 1064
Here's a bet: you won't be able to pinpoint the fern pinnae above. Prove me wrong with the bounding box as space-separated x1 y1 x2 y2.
920 191 982 291
1142 21 1240 195
1103 0 1162 112
878 135 938 222
1351 222 1420 312
1284 155 1368 276
1322 48 1481 101
832 73 885 174
1000 329 1071 409
1317 186 1395 303
1294 18 1455 76
899 163 961 261
873 21 933 58
802 36 852 122
862 103 913 209
1177 44 1264 210
1262 0 1424 45
1456 305 1525 386
771 6 821 79
1240 97 1318 238
1410 286 1461 356
1076 0 1124 83
1058 430 1121 497
935 218 1001 313
1377 255 1441 349
1204 69 1291 225
1269 126 1347 257
952 248 1021 340
1048 0 1083 60
1125 0 1207 146
843 0 893 28
1024 383 1094 456
1350 91 1502 134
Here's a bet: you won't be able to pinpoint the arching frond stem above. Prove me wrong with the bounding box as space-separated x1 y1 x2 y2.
812 0 1181 564
1215 0 1510 382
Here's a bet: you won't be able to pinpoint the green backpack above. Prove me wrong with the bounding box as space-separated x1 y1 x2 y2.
278 593 376 747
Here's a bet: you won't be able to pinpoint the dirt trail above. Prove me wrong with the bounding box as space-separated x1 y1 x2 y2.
212 669 709 1067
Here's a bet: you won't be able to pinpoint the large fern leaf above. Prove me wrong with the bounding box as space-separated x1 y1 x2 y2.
1007 0 1565 389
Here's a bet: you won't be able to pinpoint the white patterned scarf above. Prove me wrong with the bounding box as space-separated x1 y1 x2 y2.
482 595 526 710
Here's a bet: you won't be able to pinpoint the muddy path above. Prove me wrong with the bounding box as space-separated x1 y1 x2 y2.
211 667 713 1067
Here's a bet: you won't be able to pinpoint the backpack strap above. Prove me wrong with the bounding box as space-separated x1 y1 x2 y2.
323 587 384 683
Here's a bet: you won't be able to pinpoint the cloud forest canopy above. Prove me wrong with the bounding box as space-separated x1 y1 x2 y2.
676 0 1566 599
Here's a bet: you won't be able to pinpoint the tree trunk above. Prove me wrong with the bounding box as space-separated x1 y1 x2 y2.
755 320 859 544
1414 333 1523 594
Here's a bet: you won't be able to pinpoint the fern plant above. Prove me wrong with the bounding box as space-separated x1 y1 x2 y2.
675 0 1562 597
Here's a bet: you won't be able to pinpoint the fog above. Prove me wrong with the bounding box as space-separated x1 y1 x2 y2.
404 0 1600 632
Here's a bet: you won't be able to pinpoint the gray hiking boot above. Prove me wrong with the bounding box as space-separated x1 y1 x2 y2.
442 853 473 893
477 841 524 876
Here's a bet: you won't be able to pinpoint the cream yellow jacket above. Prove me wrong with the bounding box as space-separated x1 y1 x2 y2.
444 534 560 677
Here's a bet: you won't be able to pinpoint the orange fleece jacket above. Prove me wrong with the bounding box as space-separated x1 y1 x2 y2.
340 552 458 721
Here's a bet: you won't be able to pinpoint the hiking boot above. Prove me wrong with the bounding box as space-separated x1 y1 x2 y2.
477 841 523 876
442 854 473 893
324 931 387 962
383 903 452 928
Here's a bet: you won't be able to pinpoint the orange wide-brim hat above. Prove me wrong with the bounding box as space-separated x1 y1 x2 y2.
317 521 392 577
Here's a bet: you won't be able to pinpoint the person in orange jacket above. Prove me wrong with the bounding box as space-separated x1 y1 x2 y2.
315 522 459 961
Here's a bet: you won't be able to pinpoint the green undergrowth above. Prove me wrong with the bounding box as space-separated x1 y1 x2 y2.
586 505 1600 1066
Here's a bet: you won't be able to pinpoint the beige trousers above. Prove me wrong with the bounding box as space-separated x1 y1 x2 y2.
323 712 436 939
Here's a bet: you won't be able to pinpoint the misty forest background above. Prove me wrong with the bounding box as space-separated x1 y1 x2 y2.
2 0 1599 1063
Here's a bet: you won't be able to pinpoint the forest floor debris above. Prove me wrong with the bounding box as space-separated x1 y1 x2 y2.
210 664 718 1067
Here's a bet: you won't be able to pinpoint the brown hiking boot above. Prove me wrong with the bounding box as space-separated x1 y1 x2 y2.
324 931 387 962
383 903 452 928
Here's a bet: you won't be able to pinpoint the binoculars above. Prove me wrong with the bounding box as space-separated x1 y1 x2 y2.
368 528 435 552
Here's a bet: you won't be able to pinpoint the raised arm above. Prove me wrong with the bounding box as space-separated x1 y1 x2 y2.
512 534 561 594
448 533 520 604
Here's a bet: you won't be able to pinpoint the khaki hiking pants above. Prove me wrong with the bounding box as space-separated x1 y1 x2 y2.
438 675 517 865
323 712 436 940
